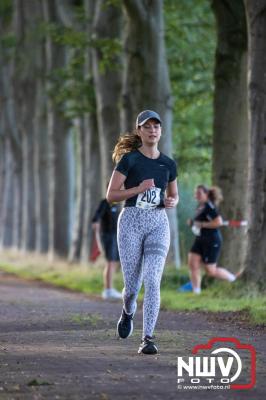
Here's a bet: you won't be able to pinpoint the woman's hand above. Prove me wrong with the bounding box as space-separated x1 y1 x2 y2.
164 196 178 208
92 222 100 231
194 221 202 228
138 179 155 193
165 180 179 209
92 223 103 253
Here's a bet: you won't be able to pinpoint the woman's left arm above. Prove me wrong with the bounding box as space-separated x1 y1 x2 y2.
196 216 223 229
164 180 179 209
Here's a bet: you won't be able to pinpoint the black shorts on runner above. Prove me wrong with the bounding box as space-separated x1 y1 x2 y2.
190 236 222 264
100 232 120 262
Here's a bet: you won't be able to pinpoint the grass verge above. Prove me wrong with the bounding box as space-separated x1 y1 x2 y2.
0 250 265 325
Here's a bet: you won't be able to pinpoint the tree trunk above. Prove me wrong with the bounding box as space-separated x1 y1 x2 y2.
54 118 73 256
244 0 266 287
65 0 95 263
211 0 248 272
42 0 56 260
68 118 85 262
34 79 49 253
92 0 122 193
43 0 73 258
0 87 22 250
0 29 23 248
20 87 36 251
121 0 180 266
80 0 101 264
12 168 22 249
1 0 39 252
0 138 14 249
80 0 97 262
80 112 97 263
0 137 4 232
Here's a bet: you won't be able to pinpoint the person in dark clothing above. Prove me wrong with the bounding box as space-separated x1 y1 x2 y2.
188 184 239 294
92 199 122 299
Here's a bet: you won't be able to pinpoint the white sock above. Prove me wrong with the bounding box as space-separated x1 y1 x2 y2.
227 273 236 282
193 287 201 294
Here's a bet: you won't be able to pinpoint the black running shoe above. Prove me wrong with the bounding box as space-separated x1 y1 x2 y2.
117 308 134 339
138 336 158 355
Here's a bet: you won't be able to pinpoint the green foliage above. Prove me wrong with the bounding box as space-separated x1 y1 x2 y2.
38 20 94 118
0 33 16 49
48 61 95 118
40 16 122 117
43 22 89 49
0 1 15 61
102 0 122 8
164 0 216 184
0 0 12 26
0 33 17 63
90 37 122 73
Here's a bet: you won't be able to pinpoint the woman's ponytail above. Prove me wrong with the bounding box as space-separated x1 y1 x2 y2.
197 184 223 206
112 131 142 163
208 186 223 206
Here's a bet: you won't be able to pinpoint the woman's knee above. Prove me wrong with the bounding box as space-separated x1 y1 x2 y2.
108 261 118 270
205 265 217 277
123 287 138 301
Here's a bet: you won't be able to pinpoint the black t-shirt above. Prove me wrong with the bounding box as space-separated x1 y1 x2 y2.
115 150 177 208
92 199 120 233
193 201 222 239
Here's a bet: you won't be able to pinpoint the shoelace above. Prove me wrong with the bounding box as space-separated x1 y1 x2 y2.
143 336 155 344
122 310 133 323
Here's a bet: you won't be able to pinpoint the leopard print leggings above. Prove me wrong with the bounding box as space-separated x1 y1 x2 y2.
117 207 170 338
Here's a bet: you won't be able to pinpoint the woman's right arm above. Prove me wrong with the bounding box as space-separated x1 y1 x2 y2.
106 170 154 203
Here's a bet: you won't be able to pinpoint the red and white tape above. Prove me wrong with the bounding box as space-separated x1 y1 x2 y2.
191 220 248 236
222 220 248 227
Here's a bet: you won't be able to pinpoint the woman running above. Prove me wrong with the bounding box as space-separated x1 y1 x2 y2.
107 110 178 355
188 184 238 294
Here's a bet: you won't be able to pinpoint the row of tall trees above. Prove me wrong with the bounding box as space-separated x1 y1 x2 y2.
0 0 179 264
0 0 265 287
212 0 248 271
211 0 266 287
244 0 266 286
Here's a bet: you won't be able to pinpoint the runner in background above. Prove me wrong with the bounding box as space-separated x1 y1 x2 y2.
107 109 179 355
92 198 122 300
186 184 241 294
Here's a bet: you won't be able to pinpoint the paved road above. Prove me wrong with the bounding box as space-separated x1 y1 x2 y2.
0 271 265 399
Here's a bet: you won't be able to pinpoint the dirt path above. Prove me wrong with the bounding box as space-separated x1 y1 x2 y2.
0 271 265 400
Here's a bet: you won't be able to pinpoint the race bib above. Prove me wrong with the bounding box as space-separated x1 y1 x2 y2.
136 187 161 209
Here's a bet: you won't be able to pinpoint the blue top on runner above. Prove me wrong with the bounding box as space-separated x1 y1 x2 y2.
115 150 177 208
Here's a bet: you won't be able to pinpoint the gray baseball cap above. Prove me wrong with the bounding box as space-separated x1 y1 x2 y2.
135 110 162 128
